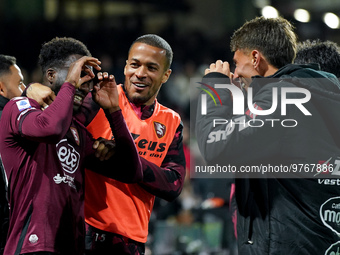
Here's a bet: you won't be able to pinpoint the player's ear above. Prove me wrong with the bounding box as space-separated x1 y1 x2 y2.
161 69 172 84
46 69 57 84
251 50 260 68
0 81 6 97
124 60 128 75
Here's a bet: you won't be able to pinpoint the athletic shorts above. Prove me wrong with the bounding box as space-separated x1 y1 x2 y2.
85 223 145 255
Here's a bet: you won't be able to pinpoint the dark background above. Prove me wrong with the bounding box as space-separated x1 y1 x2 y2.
2 0 340 84
1 0 340 254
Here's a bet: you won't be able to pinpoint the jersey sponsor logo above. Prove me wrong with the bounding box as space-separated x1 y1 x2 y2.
56 139 80 174
325 241 340 255
53 173 77 189
131 134 166 152
137 139 166 158
320 196 340 236
137 139 166 152
132 134 166 159
70 127 80 145
16 98 31 111
154 121 166 139
318 179 340 185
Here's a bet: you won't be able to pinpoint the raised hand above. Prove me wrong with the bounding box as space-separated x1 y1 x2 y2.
65 56 101 88
93 137 116 161
205 60 233 78
26 83 56 109
92 72 120 113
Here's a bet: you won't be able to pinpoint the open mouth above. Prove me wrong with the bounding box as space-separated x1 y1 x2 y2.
132 82 148 89
73 94 84 105
133 82 148 88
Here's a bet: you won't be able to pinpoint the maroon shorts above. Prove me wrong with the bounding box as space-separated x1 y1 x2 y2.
85 223 145 255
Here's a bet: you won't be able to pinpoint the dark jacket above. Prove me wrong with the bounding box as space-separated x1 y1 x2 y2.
0 95 9 118
196 64 340 254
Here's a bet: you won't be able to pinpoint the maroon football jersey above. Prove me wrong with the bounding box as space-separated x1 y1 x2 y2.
0 83 93 254
0 82 143 254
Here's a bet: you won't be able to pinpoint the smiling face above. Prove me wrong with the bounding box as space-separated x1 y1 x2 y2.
0 64 25 99
124 42 171 106
232 49 259 89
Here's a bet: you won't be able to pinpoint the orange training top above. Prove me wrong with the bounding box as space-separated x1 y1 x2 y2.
85 85 181 242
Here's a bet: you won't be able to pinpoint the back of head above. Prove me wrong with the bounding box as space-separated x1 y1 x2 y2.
38 37 91 73
130 34 173 70
295 39 340 77
230 16 297 69
0 55 16 77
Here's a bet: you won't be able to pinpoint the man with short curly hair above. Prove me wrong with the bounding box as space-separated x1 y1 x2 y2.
0 37 143 255
38 37 93 111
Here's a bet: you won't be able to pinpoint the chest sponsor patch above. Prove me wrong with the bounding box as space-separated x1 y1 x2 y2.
154 121 166 139
320 196 340 236
16 98 31 111
56 139 80 174
53 173 77 190
325 241 340 255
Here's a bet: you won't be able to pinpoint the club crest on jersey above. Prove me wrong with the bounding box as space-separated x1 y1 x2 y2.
153 121 166 139
70 127 80 145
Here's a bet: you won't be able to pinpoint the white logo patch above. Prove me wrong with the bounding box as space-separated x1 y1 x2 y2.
29 234 39 244
16 98 31 111
320 196 340 236
53 173 77 190
325 241 340 255
56 139 80 174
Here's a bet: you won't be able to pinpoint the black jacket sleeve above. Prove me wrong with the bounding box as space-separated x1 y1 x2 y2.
195 73 288 170
138 122 186 202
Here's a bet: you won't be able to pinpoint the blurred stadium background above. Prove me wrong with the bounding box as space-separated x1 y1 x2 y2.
1 0 340 254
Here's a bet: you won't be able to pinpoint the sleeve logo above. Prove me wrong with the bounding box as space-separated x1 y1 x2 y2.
16 98 32 112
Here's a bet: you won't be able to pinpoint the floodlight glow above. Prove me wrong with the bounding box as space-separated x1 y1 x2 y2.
323 12 340 29
294 9 310 23
261 6 279 18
